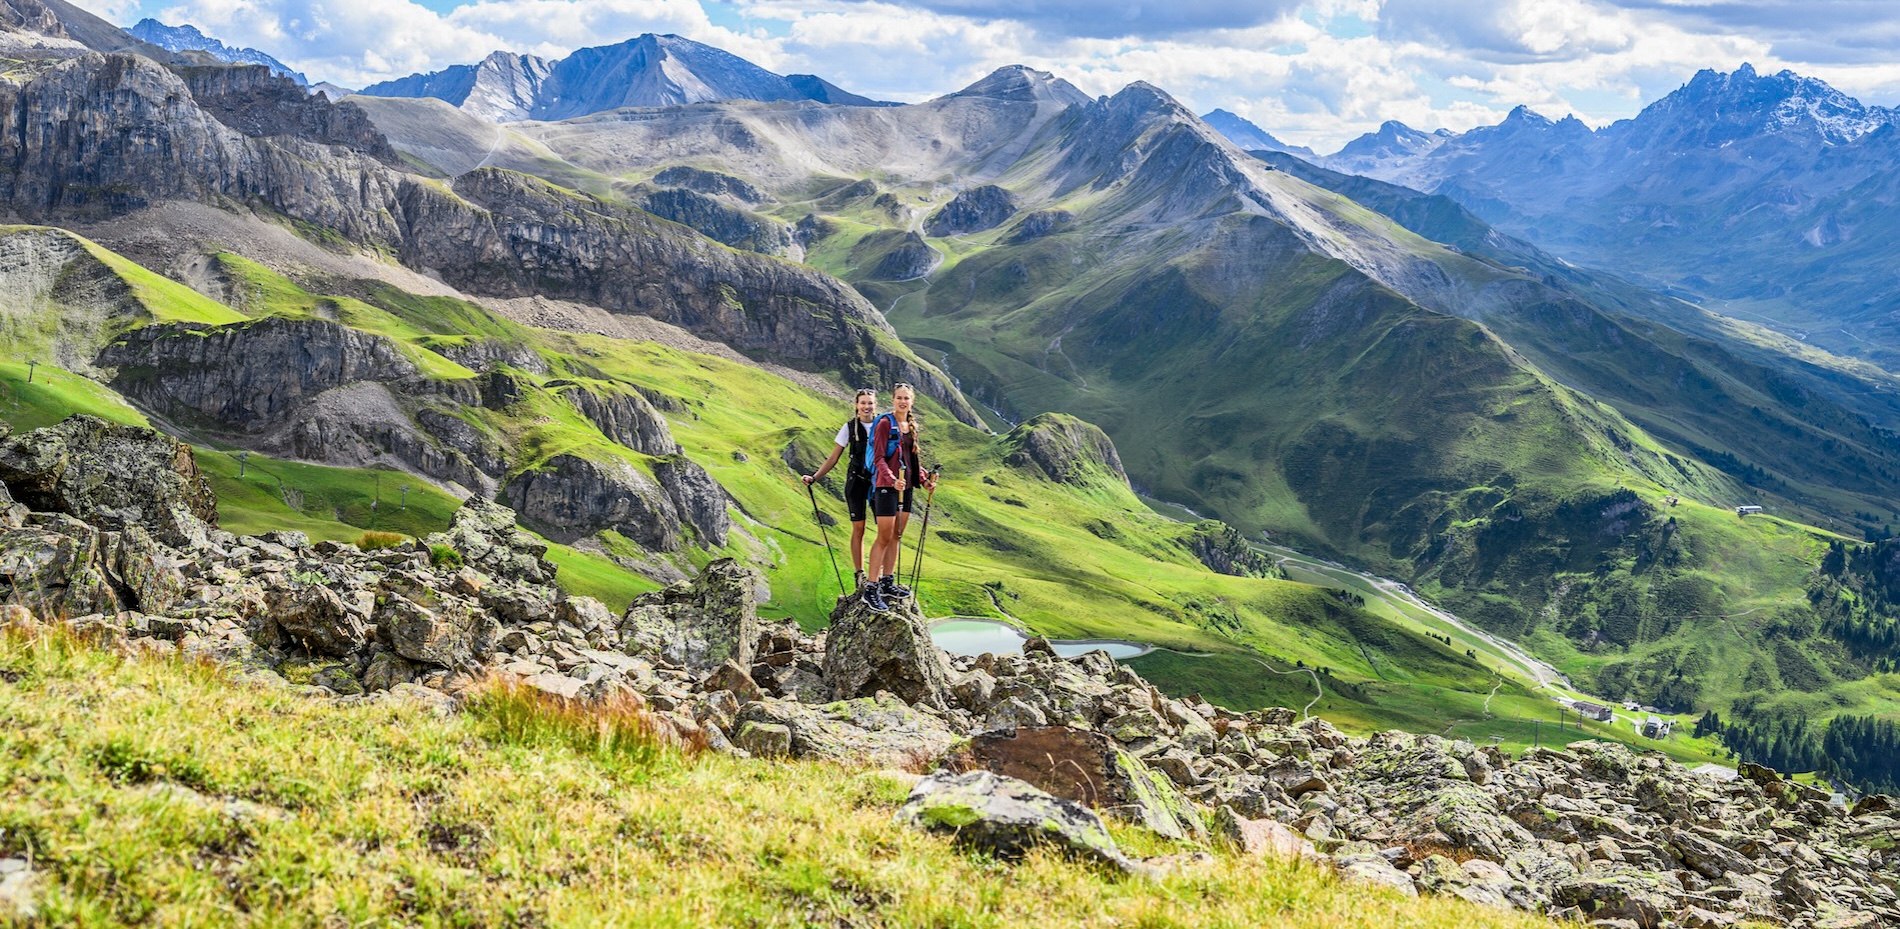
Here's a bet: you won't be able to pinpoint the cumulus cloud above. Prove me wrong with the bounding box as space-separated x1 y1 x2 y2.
63 0 1900 151
795 0 1305 40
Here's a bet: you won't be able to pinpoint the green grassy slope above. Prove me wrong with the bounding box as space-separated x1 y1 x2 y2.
0 231 1571 742
0 630 1553 929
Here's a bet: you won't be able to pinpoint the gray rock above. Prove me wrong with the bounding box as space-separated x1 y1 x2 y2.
0 415 217 545
505 453 691 552
265 583 369 657
734 720 792 758
426 497 557 585
734 694 958 769
1551 872 1677 926
0 520 121 619
897 770 1134 871
377 588 498 668
619 559 760 672
1334 852 1417 895
361 651 423 691
822 595 955 710
0 857 36 921
923 184 1017 236
951 726 1205 843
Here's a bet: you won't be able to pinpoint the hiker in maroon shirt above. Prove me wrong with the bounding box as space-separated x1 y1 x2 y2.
864 383 933 611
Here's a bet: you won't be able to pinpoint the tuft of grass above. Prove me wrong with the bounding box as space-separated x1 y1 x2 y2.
354 530 408 551
466 675 686 773
0 629 1554 929
429 543 464 569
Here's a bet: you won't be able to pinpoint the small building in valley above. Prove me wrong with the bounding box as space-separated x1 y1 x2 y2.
1736 505 1764 516
1572 700 1614 722
1642 716 1674 739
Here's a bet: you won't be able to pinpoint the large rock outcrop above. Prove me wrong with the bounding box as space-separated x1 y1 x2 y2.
0 415 216 545
425 497 557 585
822 594 955 710
1000 413 1128 487
924 185 1018 237
618 558 759 672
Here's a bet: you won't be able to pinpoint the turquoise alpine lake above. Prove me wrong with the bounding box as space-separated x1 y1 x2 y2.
928 618 1149 659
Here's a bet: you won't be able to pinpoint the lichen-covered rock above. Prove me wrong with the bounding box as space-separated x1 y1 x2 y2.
265 583 372 657
376 583 498 668
735 694 958 769
0 519 121 619
898 770 1134 871
425 497 556 584
0 415 217 545
823 595 955 710
952 726 1205 842
619 558 760 672
1334 852 1417 896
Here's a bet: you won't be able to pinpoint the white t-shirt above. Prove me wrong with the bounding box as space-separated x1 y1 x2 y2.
834 418 873 448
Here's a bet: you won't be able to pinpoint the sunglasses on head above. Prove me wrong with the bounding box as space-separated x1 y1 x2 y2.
893 382 913 390
855 388 876 396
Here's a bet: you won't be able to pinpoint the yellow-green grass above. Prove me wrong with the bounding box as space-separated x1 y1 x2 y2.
0 629 1552 929
543 543 663 612
68 236 245 327
194 447 465 542
0 362 148 431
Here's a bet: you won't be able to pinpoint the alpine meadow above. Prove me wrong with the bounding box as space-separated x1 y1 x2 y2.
1 0 1899 925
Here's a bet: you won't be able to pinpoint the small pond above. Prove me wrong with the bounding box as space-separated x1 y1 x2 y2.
929 618 1150 659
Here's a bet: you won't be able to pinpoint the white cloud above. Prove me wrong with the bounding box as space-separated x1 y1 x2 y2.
75 0 1900 150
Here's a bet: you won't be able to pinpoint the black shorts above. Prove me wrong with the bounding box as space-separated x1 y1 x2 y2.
870 487 914 519
845 472 873 522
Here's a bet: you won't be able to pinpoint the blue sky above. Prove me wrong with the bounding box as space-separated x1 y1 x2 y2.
80 0 1900 151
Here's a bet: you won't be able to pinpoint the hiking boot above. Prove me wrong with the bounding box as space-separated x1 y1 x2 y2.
880 576 912 599
853 569 868 590
864 585 892 613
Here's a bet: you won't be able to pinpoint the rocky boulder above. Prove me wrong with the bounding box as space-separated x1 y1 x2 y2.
822 594 955 711
505 453 711 552
265 583 373 658
0 516 121 619
898 770 1134 871
950 726 1205 842
558 382 678 457
735 694 959 769
425 497 556 585
1004 209 1072 244
619 558 759 672
0 415 217 545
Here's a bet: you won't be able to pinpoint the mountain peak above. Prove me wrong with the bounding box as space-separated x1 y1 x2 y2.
950 65 1092 107
125 19 306 84
360 32 879 122
1199 108 1319 159
1645 63 1892 145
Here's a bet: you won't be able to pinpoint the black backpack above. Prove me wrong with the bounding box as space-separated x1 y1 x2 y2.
845 418 871 480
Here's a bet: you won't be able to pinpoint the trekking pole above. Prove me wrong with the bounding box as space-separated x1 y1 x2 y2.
805 479 848 597
908 466 942 590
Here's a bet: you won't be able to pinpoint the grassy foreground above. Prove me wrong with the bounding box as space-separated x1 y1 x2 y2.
0 630 1551 929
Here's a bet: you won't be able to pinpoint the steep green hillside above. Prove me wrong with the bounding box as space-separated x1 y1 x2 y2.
1 232 1627 748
